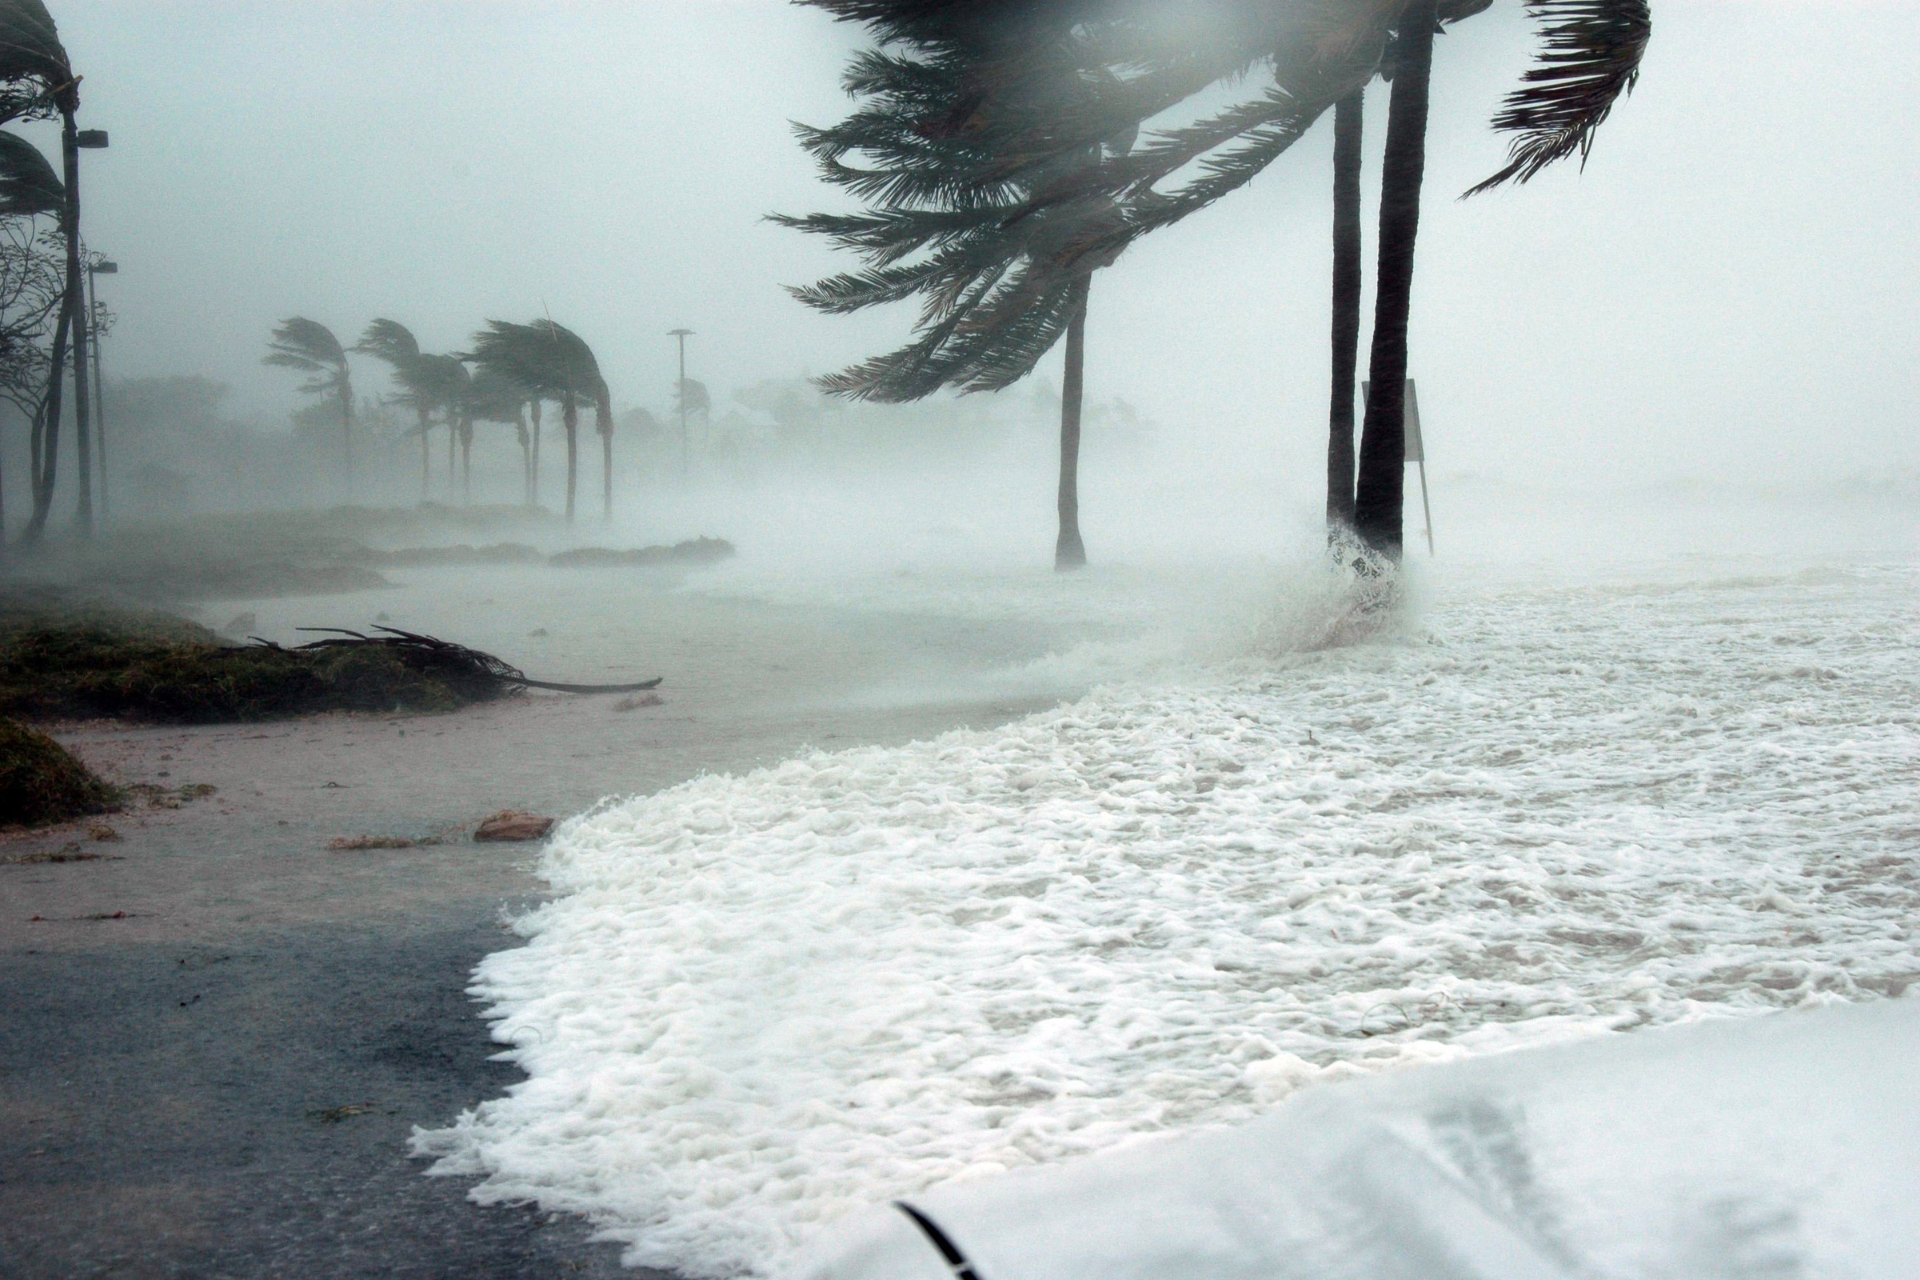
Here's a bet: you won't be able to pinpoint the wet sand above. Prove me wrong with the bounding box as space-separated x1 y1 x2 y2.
0 573 1076 1279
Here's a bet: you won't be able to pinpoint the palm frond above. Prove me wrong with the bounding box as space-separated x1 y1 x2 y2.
352 318 421 368
0 0 71 122
0 125 58 216
1465 0 1650 197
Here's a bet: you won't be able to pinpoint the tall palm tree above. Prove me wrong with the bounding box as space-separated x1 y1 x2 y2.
263 317 354 493
800 1 1651 563
468 319 612 523
783 5 1133 570
353 319 436 498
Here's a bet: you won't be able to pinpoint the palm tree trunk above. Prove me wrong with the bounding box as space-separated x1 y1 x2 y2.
460 419 472 505
417 407 431 499
516 407 532 505
1327 89 1364 537
530 400 543 507
1352 1 1435 562
598 393 614 522
446 416 457 492
23 296 74 546
63 112 93 539
337 371 354 497
1054 274 1092 571
562 393 578 523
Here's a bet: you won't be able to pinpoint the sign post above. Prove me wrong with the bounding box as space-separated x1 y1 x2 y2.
1361 377 1434 555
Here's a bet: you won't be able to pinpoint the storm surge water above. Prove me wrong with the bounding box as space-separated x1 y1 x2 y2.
413 543 1918 1278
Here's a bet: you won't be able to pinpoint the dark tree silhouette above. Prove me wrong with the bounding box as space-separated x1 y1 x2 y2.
263 317 355 492
468 319 612 522
790 2 1651 562
353 319 439 498
781 3 1136 570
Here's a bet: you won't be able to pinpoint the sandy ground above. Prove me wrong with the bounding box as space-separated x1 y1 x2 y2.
0 572 1074 1280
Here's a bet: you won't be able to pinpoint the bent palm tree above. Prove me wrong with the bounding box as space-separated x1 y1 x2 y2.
263 317 354 492
782 5 1134 570
469 319 612 523
354 319 436 498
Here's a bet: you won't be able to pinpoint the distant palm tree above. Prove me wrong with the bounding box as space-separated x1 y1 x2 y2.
468 318 613 522
263 317 355 493
353 319 436 498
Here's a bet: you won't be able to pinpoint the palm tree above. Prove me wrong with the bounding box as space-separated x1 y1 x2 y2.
782 5 1134 570
353 319 436 498
263 317 354 493
798 2 1651 562
468 319 612 523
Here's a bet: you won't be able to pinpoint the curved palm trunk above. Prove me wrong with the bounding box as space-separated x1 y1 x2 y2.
63 112 93 539
446 415 457 492
530 399 543 508
562 392 578 523
1327 89 1364 537
1054 274 1092 570
22 296 74 546
1353 2 1436 562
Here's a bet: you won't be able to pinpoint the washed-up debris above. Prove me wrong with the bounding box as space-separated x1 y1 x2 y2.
326 834 442 851
275 626 663 695
307 1102 375 1124
4 845 119 865
127 782 217 810
612 693 663 712
473 810 556 843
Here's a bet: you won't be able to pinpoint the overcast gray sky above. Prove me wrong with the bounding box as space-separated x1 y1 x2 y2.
36 0 1920 492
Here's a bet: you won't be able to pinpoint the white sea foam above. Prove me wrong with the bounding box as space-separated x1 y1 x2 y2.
414 558 1919 1278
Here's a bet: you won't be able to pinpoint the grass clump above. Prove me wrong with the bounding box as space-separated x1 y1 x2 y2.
0 607 510 724
0 717 120 826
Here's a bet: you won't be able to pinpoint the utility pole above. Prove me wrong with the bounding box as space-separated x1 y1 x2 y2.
87 256 117 519
668 328 693 478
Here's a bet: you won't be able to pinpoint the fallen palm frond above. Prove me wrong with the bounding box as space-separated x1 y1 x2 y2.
274 627 664 695
0 599 660 724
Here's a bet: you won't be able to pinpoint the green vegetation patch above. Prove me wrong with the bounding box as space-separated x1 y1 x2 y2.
0 605 512 724
0 717 120 826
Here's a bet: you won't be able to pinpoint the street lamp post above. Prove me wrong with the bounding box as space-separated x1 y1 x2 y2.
668 328 693 478
87 257 117 519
